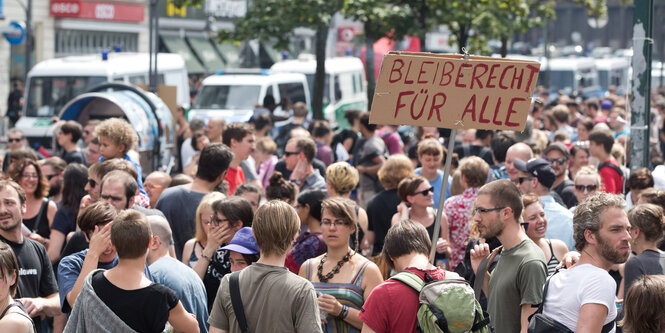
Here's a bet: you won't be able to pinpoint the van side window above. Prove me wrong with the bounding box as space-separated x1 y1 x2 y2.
129 75 147 85
334 75 342 102
278 83 307 105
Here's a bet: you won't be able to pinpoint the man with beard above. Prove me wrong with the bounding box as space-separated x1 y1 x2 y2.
0 179 60 331
470 180 547 333
40 157 66 203
540 192 629 332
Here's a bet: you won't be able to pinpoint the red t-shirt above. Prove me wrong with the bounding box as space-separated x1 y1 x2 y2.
225 166 245 195
599 158 624 194
359 267 447 333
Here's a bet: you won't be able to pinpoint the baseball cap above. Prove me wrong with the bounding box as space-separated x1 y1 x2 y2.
514 158 556 188
601 99 613 110
543 142 570 159
221 227 259 255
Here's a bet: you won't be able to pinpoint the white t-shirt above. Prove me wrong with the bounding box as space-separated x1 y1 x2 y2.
543 264 617 332
180 138 196 170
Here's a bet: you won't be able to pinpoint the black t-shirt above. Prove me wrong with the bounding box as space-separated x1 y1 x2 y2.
552 179 578 209
60 230 89 259
203 247 231 312
91 270 178 333
0 234 58 332
367 189 401 256
62 150 87 165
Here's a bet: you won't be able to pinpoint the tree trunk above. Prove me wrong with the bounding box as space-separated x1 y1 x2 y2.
365 26 377 108
500 36 508 58
312 27 328 120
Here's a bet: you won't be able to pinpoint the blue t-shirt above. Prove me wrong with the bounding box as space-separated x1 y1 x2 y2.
51 206 77 235
415 168 451 209
57 249 153 313
150 256 210 333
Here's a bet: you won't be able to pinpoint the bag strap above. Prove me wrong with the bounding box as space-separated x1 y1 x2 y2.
529 267 563 322
390 271 425 293
229 271 249 333
31 198 48 234
473 246 502 300
601 320 615 333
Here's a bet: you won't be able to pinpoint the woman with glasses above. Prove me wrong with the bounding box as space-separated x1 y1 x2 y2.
7 159 57 247
570 166 601 213
391 176 450 267
300 197 383 332
192 196 253 312
521 194 568 275
182 191 226 269
286 189 327 273
569 142 590 180
46 163 88 264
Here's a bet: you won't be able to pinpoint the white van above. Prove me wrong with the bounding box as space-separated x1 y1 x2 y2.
18 52 189 148
542 57 602 98
596 57 630 95
189 71 310 123
271 55 368 128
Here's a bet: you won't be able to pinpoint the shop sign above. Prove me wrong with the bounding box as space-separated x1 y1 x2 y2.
50 0 144 22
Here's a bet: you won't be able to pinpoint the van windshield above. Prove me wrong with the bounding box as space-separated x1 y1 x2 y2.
195 85 261 110
547 71 575 93
26 76 107 117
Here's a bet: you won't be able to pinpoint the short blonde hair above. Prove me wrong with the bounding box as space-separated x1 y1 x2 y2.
194 191 226 243
458 156 490 188
94 118 138 153
378 155 414 190
256 136 277 155
252 200 300 256
326 162 359 195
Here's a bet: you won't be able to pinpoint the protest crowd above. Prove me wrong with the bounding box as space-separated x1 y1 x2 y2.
1 84 665 333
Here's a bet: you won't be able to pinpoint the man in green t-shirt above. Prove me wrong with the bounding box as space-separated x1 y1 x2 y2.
470 180 547 333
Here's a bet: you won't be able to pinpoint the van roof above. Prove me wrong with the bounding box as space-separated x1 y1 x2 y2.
28 52 186 77
270 56 365 74
546 57 596 71
202 72 307 85
595 57 629 70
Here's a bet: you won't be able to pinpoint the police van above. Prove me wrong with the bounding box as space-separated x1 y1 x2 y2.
596 57 630 95
18 52 189 149
188 71 310 123
270 55 368 128
542 57 602 98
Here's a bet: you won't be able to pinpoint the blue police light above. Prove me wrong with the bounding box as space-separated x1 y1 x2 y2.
101 49 109 61
260 69 270 75
345 48 352 56
114 45 122 52
282 51 289 60
215 70 225 75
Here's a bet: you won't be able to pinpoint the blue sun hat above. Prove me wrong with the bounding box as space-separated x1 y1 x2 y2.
221 227 259 254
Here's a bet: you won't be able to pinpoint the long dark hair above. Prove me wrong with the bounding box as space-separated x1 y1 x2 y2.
330 129 357 161
62 163 88 215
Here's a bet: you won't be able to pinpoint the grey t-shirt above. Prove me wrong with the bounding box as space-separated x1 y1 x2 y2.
623 249 665 291
155 186 207 260
208 263 322 333
488 238 547 333
356 135 386 191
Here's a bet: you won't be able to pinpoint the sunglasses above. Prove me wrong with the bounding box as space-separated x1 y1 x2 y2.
87 178 97 188
575 184 598 192
414 186 434 196
474 206 506 214
518 176 534 184
284 151 300 157
546 157 567 165
7 138 22 143
520 222 530 231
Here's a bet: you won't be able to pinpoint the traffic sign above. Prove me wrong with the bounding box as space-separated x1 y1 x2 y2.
3 21 26 45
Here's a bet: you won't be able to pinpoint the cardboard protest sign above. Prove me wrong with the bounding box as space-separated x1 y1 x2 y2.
370 51 541 131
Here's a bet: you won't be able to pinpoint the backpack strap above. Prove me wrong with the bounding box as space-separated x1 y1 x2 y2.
390 271 425 293
598 161 623 178
229 271 249 333
473 246 502 300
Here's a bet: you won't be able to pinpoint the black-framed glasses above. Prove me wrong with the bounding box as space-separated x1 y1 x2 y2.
575 184 598 192
7 138 22 143
518 177 534 184
321 220 349 228
474 206 506 214
284 151 300 157
209 214 230 227
546 157 567 165
520 222 530 231
87 178 97 188
414 186 434 196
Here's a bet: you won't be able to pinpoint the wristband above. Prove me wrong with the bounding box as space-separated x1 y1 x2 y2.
337 305 349 319
200 253 212 262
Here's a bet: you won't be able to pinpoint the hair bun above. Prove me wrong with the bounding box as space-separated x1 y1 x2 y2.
269 172 285 186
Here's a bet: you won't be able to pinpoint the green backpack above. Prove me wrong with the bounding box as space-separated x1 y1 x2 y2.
391 271 491 333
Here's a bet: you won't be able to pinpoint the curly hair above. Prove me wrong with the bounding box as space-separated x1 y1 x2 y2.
93 118 138 154
7 159 49 198
573 192 625 251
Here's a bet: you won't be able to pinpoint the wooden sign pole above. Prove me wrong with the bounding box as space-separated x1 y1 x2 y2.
429 129 457 264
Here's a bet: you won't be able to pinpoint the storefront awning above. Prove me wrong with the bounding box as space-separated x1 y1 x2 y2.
160 34 205 74
187 36 226 73
214 42 242 69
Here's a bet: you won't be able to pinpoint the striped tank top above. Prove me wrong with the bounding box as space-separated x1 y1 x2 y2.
546 239 560 275
306 260 370 333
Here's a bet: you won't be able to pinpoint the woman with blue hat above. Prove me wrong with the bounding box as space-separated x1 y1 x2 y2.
221 227 260 272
